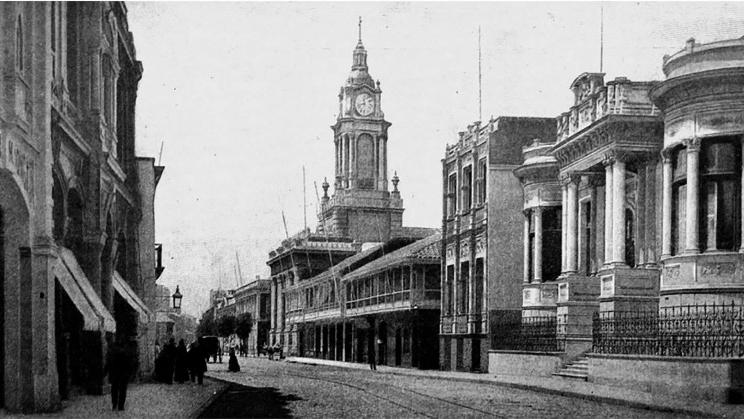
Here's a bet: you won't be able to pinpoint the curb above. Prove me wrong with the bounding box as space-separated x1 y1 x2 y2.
286 359 724 418
188 377 231 419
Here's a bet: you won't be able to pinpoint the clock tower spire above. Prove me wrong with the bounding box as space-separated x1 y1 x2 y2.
320 20 403 242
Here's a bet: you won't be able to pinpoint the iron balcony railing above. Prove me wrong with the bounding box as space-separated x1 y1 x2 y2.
492 315 565 352
592 303 744 358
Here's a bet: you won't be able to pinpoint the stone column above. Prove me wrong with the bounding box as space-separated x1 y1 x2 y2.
534 207 543 283
382 138 388 191
349 134 356 189
661 151 673 257
523 211 531 283
604 159 614 265
612 159 626 265
342 136 348 188
685 138 701 254
566 177 579 273
378 137 384 190
561 184 568 273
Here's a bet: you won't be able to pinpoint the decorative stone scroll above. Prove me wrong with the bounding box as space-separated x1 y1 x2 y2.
459 240 470 259
446 244 455 263
474 236 485 257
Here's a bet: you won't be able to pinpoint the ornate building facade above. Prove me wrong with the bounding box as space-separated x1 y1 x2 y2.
490 37 744 404
0 2 161 412
440 117 556 372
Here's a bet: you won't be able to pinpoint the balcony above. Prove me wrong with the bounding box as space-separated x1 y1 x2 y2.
556 77 659 143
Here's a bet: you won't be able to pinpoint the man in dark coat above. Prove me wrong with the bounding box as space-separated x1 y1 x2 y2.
104 335 133 411
174 339 189 383
163 338 176 384
188 340 207 384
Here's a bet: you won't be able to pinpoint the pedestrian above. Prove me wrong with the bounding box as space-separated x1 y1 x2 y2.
368 338 377 371
161 337 176 384
174 339 189 383
228 347 240 372
104 335 133 411
188 340 207 385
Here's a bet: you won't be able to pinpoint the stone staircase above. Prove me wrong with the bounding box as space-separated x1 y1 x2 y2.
552 355 588 380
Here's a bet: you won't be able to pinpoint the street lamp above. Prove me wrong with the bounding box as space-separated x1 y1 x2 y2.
172 285 183 310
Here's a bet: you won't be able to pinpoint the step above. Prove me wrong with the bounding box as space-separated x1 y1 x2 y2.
552 371 588 380
572 359 589 365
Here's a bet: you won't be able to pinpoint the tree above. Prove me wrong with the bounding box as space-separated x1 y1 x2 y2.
235 313 253 340
216 315 237 338
196 311 217 337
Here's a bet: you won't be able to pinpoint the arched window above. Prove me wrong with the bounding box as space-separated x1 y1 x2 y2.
16 15 23 71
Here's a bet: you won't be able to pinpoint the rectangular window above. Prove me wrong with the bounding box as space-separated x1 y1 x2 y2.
462 166 473 210
477 159 487 204
701 140 741 251
542 207 562 281
458 262 469 314
448 174 457 217
446 265 454 314
474 258 484 314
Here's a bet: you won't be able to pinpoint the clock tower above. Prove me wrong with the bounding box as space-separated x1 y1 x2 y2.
319 20 403 242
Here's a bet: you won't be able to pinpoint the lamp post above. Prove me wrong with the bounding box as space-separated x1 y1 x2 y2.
172 285 183 313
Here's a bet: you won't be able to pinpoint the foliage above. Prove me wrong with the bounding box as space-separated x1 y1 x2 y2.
196 311 217 337
216 315 237 338
235 313 253 339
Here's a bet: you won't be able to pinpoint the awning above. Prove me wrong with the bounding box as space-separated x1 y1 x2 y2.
155 311 175 324
112 271 153 324
55 248 116 333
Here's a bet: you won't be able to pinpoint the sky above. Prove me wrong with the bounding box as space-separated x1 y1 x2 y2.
127 1 744 317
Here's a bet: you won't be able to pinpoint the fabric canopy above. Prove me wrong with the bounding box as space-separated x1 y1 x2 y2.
56 247 116 333
155 311 175 324
112 271 153 324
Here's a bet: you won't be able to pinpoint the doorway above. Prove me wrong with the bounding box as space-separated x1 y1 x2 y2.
394 328 402 366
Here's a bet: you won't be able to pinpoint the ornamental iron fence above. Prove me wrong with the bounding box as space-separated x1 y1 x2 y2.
592 302 744 358
492 314 565 352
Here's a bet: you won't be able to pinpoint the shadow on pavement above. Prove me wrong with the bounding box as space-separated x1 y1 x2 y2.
198 383 301 418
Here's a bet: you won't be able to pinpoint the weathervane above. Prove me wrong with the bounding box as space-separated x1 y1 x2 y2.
358 16 362 42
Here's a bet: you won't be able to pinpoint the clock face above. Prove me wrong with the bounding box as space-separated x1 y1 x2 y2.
355 93 374 116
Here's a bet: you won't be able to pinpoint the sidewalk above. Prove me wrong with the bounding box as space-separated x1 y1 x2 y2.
1 379 226 419
286 356 741 418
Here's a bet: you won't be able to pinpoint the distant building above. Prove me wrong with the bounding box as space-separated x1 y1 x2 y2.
233 277 271 354
267 27 441 369
440 117 556 372
0 2 161 412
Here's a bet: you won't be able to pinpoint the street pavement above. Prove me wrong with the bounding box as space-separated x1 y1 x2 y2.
1 378 225 418
204 356 704 418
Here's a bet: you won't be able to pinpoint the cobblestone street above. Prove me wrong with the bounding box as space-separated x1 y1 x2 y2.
204 357 695 418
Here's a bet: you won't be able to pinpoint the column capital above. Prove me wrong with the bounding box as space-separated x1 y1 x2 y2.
603 149 635 165
684 137 702 152
660 148 674 163
559 172 581 186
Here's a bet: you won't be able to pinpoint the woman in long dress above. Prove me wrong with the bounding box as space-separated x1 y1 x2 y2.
228 347 240 372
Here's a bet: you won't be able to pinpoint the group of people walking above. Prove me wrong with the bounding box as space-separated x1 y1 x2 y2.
154 338 208 385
